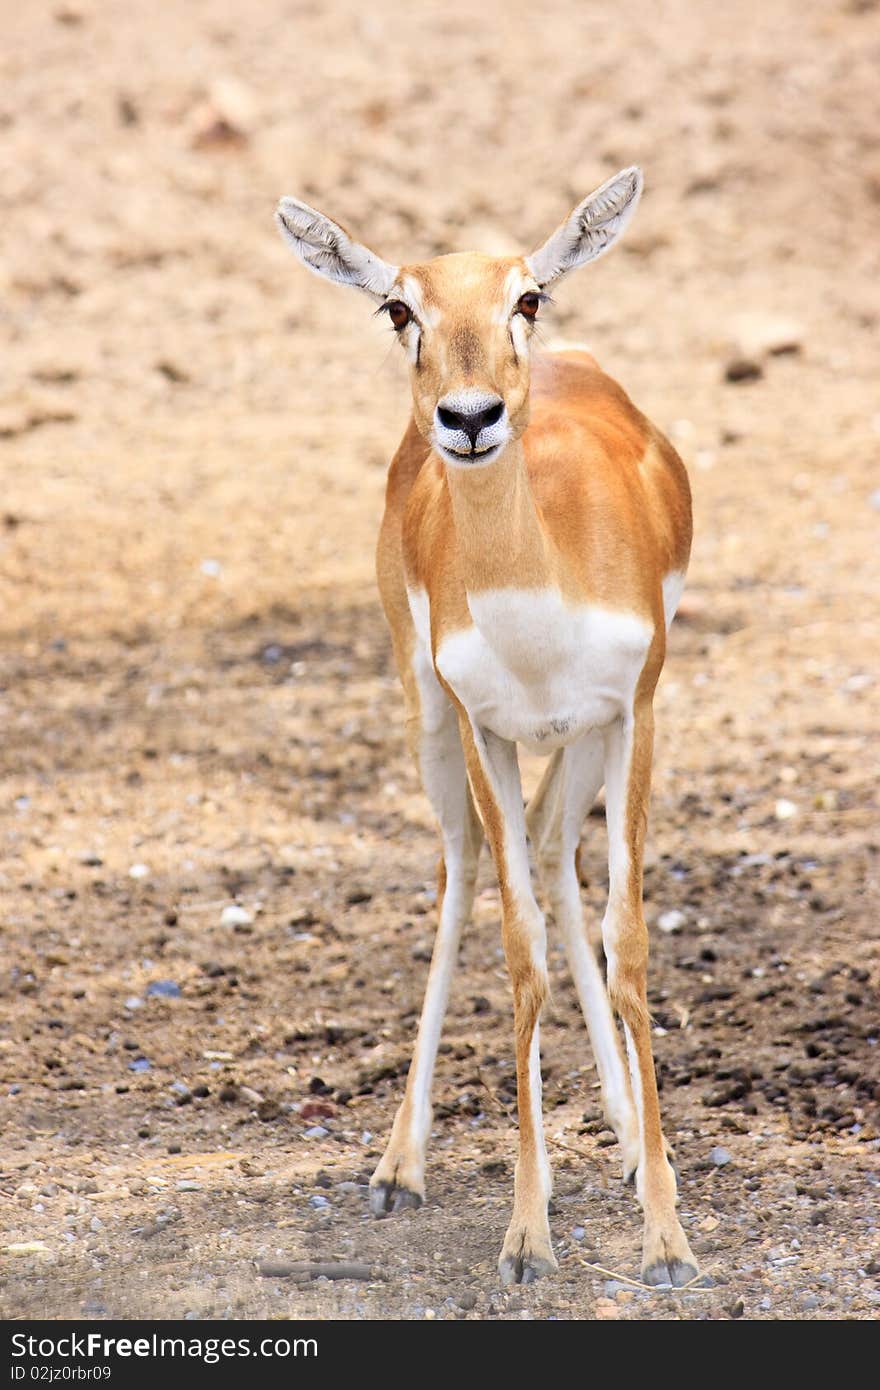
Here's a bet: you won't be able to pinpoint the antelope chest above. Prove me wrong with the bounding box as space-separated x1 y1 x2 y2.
410 586 654 753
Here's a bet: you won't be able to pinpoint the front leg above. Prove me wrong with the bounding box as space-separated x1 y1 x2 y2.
459 720 557 1284
370 681 482 1215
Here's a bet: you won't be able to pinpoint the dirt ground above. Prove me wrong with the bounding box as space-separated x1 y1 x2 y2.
1 0 878 1323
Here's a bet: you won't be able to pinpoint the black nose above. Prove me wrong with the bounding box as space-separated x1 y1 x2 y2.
437 398 504 445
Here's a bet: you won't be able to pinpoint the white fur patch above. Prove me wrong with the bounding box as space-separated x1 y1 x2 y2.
528 1023 551 1201
407 585 432 651
509 313 531 360
436 588 652 752
662 571 686 630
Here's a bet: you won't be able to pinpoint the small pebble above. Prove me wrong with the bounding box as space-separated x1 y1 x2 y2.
710 1146 733 1167
724 358 763 383
572 1226 586 1242
774 799 798 821
657 909 686 934
128 1057 150 1072
146 980 182 998
220 905 252 928
305 1125 329 1139
308 1195 329 1209
128 863 150 880
239 1086 265 1106
124 996 143 1011
457 1291 478 1310
176 1180 202 1192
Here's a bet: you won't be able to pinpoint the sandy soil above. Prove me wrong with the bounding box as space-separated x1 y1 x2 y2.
1 0 878 1321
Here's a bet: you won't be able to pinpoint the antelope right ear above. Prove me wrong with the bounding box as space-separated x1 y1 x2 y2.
526 167 643 289
275 197 399 303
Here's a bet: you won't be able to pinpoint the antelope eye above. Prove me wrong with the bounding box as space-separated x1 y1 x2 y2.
517 292 541 321
386 300 411 331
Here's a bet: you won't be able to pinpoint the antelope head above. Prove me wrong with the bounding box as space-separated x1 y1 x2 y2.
275 167 642 467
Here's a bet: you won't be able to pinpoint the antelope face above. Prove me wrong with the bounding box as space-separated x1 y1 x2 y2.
275 168 643 468
378 254 543 466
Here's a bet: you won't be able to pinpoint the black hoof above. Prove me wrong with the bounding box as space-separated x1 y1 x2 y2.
642 1258 699 1288
369 1180 423 1218
623 1164 637 1187
498 1251 557 1286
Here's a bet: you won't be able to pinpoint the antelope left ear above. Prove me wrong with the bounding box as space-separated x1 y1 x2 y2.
526 167 643 289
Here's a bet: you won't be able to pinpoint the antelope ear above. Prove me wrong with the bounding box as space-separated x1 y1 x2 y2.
275 197 398 302
525 167 643 288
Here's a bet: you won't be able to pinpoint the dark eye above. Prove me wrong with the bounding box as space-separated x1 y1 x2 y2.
386 300 411 331
517 292 541 321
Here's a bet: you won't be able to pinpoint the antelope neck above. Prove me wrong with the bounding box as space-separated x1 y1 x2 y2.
442 438 554 594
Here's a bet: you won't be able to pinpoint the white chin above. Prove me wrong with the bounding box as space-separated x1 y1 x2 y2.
436 441 504 467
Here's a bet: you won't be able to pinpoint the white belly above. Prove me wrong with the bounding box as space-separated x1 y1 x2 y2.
409 586 654 753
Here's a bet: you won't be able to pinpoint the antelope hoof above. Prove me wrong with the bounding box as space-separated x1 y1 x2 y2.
369 1179 423 1218
642 1256 699 1288
641 1222 698 1287
498 1233 557 1285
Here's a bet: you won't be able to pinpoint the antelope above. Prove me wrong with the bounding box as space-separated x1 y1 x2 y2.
275 168 699 1288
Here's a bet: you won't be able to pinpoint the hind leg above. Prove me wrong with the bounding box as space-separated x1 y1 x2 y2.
527 738 640 1179
601 705 697 1285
